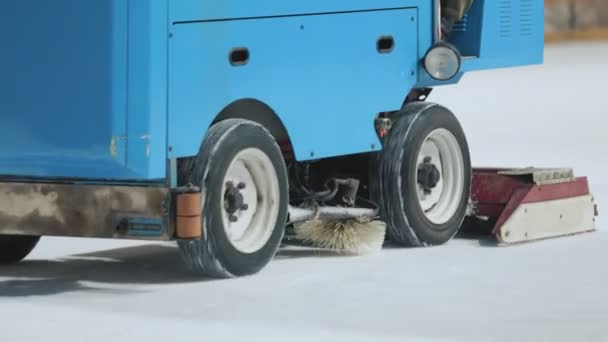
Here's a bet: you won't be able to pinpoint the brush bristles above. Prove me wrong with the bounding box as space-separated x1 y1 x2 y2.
294 218 387 255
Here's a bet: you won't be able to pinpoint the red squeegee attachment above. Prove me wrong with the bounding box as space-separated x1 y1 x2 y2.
468 168 597 245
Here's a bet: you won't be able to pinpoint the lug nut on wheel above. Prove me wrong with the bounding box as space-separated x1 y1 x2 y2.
418 157 441 194
224 182 249 221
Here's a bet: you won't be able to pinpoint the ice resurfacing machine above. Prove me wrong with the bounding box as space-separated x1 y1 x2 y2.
0 0 597 277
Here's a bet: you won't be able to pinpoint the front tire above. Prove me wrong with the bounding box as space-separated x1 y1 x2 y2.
376 102 471 246
0 235 40 264
178 119 288 278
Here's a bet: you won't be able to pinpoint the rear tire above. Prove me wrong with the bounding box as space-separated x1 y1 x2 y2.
178 119 288 278
0 235 40 264
375 102 471 246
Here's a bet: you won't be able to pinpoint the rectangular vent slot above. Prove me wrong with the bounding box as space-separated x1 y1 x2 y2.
499 0 514 38
519 0 534 36
452 15 469 32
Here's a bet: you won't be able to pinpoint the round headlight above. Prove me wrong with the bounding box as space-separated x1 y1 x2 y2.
423 43 462 81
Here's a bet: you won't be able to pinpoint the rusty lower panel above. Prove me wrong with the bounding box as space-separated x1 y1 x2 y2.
0 182 173 240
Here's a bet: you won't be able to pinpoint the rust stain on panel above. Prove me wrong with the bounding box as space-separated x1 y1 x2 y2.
0 182 172 240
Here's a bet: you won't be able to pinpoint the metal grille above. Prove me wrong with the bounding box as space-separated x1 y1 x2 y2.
520 0 534 36
499 0 514 38
452 15 469 32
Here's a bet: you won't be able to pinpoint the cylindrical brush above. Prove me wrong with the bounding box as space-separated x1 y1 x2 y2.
294 218 386 255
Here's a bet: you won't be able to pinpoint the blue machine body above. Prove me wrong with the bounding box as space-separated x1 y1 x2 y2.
0 0 544 183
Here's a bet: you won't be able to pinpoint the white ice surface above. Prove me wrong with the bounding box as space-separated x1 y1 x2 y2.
1 42 608 342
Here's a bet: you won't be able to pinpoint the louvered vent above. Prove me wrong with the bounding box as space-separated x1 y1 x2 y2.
498 0 536 39
499 0 514 38
452 15 469 33
519 0 534 36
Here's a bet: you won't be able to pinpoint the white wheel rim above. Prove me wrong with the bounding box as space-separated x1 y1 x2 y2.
221 148 280 254
415 128 465 225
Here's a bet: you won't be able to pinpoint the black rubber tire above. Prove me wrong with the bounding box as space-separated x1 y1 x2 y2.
177 119 288 278
0 235 40 264
376 102 471 246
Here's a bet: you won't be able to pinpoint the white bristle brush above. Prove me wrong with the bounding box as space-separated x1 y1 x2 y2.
294 218 386 255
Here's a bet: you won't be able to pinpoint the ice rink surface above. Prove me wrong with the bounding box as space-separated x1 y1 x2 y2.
1 42 607 341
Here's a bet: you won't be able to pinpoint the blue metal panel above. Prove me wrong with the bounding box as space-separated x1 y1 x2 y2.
0 1 126 179
170 0 426 23
0 0 168 181
168 8 420 161
168 0 434 89
466 0 545 71
126 0 169 180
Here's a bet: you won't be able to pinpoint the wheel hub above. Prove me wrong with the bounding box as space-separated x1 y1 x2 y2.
417 157 441 194
220 148 280 254
224 182 249 222
415 128 465 225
